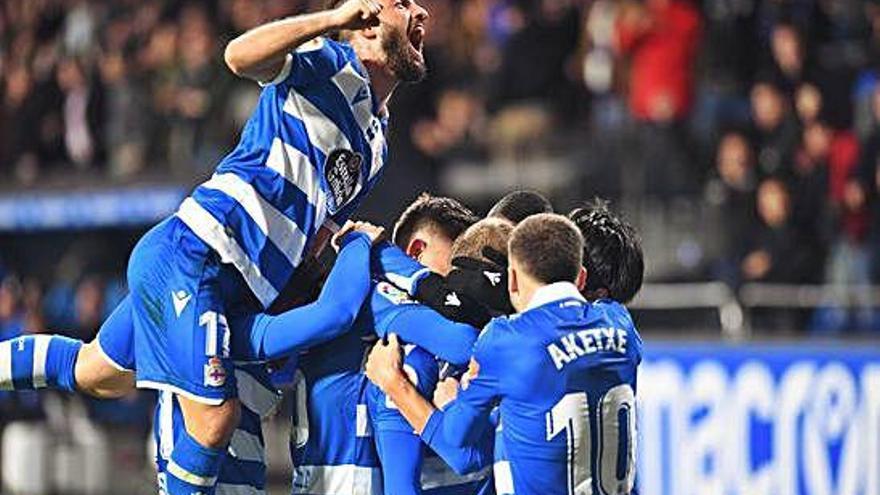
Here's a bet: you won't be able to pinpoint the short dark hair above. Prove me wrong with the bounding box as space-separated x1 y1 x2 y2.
508 213 583 284
392 193 478 249
487 190 553 224
568 199 644 303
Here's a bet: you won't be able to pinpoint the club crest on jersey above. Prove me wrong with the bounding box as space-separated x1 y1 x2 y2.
377 281 416 305
324 149 363 214
204 356 227 387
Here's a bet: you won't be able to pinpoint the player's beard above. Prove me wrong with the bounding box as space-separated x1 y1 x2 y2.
381 24 426 83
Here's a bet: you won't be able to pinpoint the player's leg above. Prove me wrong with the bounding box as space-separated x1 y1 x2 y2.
75 295 136 398
0 332 81 392
128 218 241 494
165 396 240 495
0 294 135 397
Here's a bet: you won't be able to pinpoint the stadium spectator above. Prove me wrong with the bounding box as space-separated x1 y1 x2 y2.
742 178 816 285
704 131 757 285
857 86 880 282
750 81 799 177
614 0 701 123
761 23 815 96
57 56 104 170
614 0 702 196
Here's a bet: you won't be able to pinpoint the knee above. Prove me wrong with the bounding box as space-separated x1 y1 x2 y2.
185 399 241 448
74 342 133 399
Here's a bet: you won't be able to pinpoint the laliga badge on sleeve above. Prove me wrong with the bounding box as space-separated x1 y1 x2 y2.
204 356 227 387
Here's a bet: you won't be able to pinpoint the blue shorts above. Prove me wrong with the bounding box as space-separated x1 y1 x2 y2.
123 217 254 404
96 295 135 371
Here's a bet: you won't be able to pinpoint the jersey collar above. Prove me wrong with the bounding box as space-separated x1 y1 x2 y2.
526 282 586 312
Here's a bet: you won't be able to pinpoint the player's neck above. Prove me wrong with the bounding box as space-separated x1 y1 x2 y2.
364 64 397 115
511 274 543 313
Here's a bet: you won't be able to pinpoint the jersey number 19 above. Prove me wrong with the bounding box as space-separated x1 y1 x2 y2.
546 384 636 495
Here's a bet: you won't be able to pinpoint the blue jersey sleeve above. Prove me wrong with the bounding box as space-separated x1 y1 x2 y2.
368 347 439 433
377 305 478 367
229 231 372 361
422 321 505 448
371 242 431 296
374 430 423 495
264 38 358 89
369 347 438 495
420 420 494 476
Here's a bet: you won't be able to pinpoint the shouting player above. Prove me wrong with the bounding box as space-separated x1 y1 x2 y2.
366 213 643 495
1 0 429 492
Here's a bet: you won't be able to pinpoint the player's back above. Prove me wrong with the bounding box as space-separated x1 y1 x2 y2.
484 292 641 495
177 37 388 309
291 316 381 495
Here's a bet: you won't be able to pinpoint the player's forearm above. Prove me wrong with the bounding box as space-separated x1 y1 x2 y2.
421 400 490 448
420 416 493 475
232 232 372 361
224 10 341 81
383 372 437 434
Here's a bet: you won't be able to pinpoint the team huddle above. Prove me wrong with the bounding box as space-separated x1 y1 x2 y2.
0 1 645 494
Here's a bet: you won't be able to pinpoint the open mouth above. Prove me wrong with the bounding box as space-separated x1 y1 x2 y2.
408 24 425 57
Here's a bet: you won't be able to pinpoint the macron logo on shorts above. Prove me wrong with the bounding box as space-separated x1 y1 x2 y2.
172 290 192 318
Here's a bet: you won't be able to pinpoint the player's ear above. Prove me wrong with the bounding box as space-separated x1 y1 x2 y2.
507 265 518 296
360 25 380 40
575 266 587 291
406 238 427 260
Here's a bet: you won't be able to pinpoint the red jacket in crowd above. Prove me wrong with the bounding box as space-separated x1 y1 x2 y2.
615 0 702 122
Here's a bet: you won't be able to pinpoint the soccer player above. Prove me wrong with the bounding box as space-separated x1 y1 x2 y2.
78 221 384 494
0 0 430 491
373 189 552 328
487 190 554 224
367 217 514 495
567 200 644 304
492 201 645 494
290 194 477 495
366 213 643 495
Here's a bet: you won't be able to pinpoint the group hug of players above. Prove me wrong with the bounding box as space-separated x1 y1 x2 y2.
0 0 645 493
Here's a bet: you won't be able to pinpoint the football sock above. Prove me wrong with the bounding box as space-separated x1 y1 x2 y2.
0 334 82 392
165 430 226 495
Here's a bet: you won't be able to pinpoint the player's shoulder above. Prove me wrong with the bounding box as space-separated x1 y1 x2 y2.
373 280 418 306
590 300 641 337
473 316 520 357
587 299 643 361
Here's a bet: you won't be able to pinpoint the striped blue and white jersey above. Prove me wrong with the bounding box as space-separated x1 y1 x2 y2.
155 364 282 495
492 416 512 495
176 37 388 309
290 324 382 495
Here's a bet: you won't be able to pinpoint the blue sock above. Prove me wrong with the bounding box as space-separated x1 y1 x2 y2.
165 430 226 495
0 335 82 392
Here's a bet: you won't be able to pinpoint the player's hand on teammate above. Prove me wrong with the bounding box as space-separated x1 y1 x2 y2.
332 220 386 251
352 221 386 244
332 0 382 31
365 333 404 392
433 377 459 409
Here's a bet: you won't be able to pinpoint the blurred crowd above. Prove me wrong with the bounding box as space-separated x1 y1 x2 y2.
3 0 880 330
